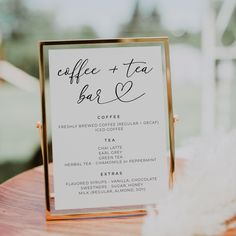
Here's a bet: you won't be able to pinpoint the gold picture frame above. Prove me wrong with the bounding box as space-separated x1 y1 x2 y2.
37 37 175 220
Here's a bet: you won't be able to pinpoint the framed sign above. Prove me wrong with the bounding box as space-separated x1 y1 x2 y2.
38 37 175 220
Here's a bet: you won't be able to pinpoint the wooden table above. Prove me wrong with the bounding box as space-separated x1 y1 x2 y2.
0 164 235 236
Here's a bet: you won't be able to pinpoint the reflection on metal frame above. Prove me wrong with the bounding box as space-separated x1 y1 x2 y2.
37 37 175 220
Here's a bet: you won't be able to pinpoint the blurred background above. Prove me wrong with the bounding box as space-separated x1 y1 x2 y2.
0 0 235 183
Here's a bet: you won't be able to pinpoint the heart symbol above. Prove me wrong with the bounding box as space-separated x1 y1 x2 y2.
115 81 133 99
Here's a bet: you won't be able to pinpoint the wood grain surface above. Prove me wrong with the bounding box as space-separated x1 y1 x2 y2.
0 163 235 236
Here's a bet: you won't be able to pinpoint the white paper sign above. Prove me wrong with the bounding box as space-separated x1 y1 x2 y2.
48 46 169 210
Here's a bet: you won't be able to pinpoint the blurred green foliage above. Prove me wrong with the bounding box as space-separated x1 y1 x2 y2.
118 1 201 47
0 0 97 78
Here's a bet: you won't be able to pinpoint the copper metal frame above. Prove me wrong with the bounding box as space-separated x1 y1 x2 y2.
37 37 175 220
